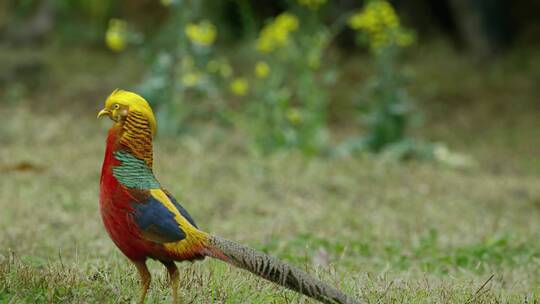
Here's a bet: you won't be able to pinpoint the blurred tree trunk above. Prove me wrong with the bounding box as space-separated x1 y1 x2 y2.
448 0 511 58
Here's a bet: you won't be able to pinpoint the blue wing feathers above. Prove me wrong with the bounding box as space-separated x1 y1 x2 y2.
164 191 198 228
131 196 186 243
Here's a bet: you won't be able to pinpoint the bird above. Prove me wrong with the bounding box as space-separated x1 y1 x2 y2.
97 89 360 304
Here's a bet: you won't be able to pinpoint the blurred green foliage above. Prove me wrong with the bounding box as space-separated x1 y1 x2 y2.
239 11 333 155
6 0 442 158
339 1 421 157
100 0 429 157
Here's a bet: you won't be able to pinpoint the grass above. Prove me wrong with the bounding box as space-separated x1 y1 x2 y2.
1 43 540 303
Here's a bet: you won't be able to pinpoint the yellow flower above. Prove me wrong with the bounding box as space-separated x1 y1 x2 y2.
276 13 299 31
347 13 364 31
254 61 270 78
181 72 200 87
347 0 412 51
160 0 173 6
396 31 415 47
286 108 302 125
348 1 399 32
297 0 327 10
230 78 249 96
185 20 217 46
105 18 127 52
256 12 299 53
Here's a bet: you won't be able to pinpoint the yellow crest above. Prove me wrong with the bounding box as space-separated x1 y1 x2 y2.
104 89 157 136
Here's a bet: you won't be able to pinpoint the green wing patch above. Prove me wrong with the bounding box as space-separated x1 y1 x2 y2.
112 151 160 189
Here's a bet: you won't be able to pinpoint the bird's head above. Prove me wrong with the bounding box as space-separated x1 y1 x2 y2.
97 89 157 136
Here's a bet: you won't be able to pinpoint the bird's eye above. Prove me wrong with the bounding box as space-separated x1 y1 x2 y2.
114 104 120 109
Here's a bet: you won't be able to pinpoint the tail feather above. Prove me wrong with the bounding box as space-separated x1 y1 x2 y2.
203 235 360 304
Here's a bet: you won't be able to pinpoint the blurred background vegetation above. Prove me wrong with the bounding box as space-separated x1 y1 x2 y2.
1 0 538 160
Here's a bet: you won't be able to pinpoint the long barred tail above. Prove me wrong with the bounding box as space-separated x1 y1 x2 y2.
203 235 360 304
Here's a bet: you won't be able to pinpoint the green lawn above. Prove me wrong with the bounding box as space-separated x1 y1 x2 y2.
1 45 539 303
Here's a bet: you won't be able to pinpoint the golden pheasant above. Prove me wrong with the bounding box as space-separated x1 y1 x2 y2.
97 89 360 304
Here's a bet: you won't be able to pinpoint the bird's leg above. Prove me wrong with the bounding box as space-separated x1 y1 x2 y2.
133 261 151 304
163 261 180 304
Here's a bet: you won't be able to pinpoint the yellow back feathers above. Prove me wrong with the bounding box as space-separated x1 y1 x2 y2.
104 89 157 136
